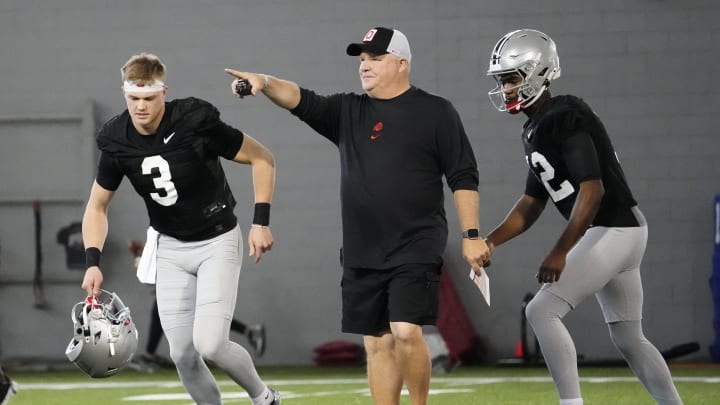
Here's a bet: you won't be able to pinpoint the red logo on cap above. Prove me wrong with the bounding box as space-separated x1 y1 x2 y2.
364 29 378 41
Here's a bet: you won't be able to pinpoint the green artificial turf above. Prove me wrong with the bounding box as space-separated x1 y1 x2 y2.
6 364 718 404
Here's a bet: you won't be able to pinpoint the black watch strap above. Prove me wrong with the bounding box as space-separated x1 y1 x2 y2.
462 228 480 239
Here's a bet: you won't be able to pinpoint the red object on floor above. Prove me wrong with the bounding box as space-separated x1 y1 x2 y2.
313 340 364 366
436 269 479 362
515 340 524 358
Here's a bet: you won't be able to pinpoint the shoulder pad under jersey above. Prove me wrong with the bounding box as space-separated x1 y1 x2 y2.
96 111 130 153
168 97 220 134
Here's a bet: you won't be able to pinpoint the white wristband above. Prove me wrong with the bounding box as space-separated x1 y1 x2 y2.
262 74 270 89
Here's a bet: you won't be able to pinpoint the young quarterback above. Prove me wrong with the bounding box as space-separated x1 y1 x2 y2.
484 29 683 405
81 53 280 405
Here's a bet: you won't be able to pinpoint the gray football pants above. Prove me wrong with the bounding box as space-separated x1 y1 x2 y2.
526 213 682 404
155 225 265 405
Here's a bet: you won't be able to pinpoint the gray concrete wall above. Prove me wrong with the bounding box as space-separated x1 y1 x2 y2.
0 0 718 366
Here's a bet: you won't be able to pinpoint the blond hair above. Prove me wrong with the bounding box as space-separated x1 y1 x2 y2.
121 53 166 84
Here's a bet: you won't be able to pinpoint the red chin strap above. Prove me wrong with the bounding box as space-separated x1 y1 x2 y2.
505 99 524 114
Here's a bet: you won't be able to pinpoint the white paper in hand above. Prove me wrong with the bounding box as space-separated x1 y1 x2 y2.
469 267 490 306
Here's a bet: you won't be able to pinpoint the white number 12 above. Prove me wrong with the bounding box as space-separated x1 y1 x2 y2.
528 152 574 202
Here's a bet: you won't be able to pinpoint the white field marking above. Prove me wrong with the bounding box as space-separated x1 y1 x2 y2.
124 388 476 402
17 376 720 391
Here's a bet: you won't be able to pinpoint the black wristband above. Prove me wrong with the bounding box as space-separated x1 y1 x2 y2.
86 247 102 268
253 202 271 226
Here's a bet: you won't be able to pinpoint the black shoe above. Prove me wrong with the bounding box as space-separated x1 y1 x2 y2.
128 353 174 373
248 324 266 356
127 354 157 374
147 354 174 368
0 379 17 405
268 387 281 404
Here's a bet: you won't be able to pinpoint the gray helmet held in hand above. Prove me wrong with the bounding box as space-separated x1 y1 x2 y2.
65 289 138 378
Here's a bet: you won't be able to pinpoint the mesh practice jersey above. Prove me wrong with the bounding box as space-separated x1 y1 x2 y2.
95 97 245 241
522 95 638 227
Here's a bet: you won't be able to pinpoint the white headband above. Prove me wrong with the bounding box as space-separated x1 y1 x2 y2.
123 80 166 93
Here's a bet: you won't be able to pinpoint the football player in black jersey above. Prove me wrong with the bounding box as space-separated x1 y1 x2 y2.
80 53 280 405
226 27 489 405
484 30 682 405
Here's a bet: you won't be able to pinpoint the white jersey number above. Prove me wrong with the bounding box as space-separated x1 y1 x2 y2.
528 152 574 202
141 155 178 206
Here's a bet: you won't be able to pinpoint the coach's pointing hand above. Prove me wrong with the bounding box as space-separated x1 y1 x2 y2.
225 69 266 97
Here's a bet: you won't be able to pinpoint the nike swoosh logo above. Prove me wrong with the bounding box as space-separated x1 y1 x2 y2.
370 134 381 140
163 132 176 144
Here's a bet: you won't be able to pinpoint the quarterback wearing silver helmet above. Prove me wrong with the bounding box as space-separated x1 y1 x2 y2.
483 29 683 405
487 29 561 114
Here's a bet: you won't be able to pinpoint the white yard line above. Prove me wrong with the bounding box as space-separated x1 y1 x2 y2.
124 389 477 403
17 375 720 391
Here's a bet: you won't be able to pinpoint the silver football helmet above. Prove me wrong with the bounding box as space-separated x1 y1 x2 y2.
487 29 561 114
65 290 138 378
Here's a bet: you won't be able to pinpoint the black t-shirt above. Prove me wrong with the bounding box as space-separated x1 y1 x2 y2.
291 86 479 269
95 97 245 241
522 95 638 227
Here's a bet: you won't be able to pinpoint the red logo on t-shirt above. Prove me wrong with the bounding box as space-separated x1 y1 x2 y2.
370 121 383 140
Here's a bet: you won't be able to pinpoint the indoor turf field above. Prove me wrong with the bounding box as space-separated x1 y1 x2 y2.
5 364 719 404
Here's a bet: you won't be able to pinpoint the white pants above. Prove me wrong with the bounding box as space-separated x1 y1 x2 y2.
542 218 647 322
154 225 266 404
156 225 242 327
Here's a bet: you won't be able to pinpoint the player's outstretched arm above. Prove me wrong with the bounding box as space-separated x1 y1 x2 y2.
225 69 301 110
81 181 114 296
550 179 603 255
232 133 275 202
232 134 276 263
537 179 603 283
486 194 547 248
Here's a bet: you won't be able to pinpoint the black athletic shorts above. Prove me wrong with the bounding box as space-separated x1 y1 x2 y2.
341 262 442 335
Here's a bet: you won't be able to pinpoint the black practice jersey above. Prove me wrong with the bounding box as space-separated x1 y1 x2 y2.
522 95 638 227
95 97 245 241
291 86 479 269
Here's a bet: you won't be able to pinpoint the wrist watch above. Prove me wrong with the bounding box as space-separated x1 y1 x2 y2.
462 229 480 240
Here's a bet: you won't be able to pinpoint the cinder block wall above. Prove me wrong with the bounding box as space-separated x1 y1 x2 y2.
0 0 718 365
